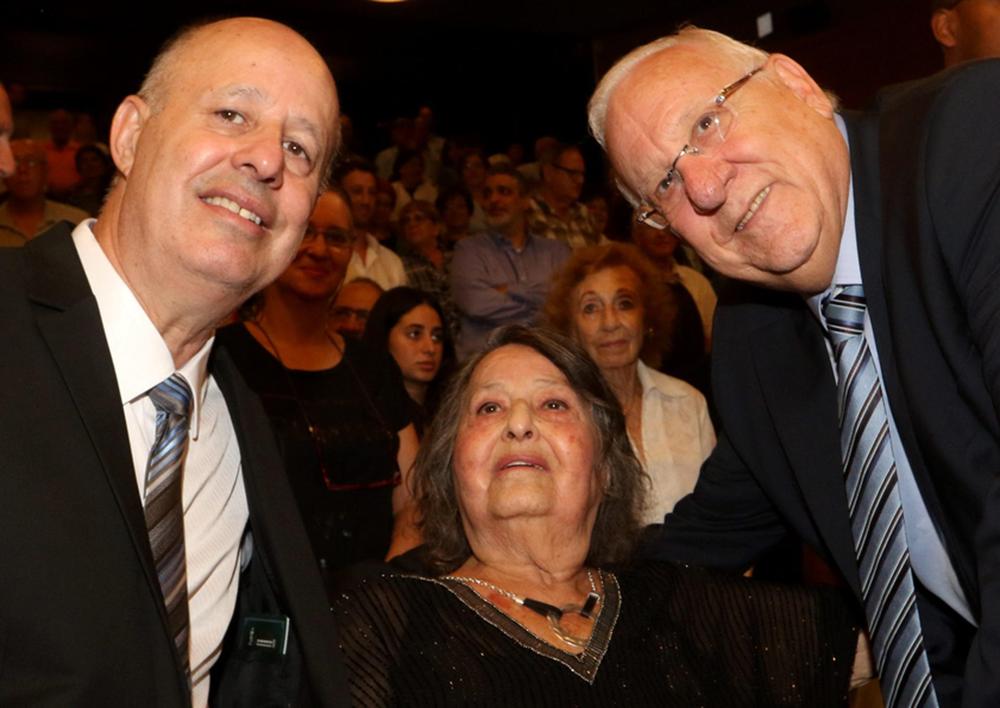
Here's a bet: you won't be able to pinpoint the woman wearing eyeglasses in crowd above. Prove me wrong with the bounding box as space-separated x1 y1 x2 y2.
217 188 421 593
363 286 456 436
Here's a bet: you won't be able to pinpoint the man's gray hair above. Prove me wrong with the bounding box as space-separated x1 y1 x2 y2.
587 27 768 206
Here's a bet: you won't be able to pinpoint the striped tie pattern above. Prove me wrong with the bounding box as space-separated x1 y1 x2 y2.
145 373 193 685
824 285 937 708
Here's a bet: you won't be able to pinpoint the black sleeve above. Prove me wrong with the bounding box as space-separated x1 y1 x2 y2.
344 338 412 434
646 562 859 707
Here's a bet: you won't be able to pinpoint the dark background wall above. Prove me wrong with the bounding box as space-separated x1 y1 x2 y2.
2 0 941 156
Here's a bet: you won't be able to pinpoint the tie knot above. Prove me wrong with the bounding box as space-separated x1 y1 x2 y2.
148 373 193 419
823 284 866 338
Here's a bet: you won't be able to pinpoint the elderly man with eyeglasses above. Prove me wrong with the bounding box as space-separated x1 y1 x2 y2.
591 25 1000 708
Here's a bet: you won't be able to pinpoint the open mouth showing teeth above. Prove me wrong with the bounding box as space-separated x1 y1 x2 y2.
735 186 770 232
203 195 263 226
502 461 544 471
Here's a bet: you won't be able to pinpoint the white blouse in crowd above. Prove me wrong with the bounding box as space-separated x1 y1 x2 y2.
631 360 716 525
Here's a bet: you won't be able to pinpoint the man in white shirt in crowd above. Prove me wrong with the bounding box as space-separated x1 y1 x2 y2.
336 157 406 289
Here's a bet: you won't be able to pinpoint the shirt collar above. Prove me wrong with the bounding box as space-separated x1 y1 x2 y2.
488 228 534 252
806 113 859 321
71 220 213 437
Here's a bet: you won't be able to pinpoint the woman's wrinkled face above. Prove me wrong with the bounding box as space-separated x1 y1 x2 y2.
453 345 602 539
571 266 645 372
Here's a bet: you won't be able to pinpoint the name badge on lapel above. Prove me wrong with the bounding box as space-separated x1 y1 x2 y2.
239 614 290 658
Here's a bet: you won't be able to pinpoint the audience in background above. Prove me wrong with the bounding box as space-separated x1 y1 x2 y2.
375 117 414 181
372 178 397 244
0 138 87 245
436 186 475 248
631 218 716 400
391 148 438 221
397 200 458 336
337 159 407 289
413 105 445 184
363 286 455 435
458 148 490 233
219 189 420 589
528 142 599 248
517 134 558 188
66 144 113 216
331 277 384 339
545 243 715 523
42 108 80 201
451 164 570 360
581 186 611 242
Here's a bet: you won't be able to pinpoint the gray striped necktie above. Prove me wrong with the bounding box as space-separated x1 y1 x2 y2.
823 285 937 708
145 373 193 685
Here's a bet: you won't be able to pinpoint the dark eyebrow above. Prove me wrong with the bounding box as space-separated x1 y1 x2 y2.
220 84 323 151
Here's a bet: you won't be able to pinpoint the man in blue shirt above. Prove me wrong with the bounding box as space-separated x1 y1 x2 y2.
451 165 570 360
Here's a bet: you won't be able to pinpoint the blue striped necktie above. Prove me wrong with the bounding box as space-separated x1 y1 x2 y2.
145 373 193 685
823 285 937 708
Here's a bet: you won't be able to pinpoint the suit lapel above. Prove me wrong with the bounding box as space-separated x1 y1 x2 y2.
25 227 168 625
750 303 861 597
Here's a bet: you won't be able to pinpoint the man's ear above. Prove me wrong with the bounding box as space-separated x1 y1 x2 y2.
767 53 835 118
109 95 150 178
931 9 959 49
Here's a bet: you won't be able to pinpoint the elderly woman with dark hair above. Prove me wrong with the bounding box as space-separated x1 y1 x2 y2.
333 325 868 706
545 242 715 524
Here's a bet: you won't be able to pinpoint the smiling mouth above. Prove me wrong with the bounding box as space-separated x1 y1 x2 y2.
203 195 264 226
735 186 770 232
501 460 545 471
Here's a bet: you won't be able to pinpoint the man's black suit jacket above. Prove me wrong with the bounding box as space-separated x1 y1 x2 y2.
0 224 350 706
649 61 1000 706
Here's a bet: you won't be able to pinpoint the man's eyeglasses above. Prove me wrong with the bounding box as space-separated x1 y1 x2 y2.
303 224 353 250
635 65 764 231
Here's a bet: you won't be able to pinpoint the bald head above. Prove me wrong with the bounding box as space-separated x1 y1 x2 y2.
139 19 339 166
93 16 343 349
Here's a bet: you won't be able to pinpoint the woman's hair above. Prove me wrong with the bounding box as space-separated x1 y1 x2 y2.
392 148 424 181
398 199 442 225
436 186 474 214
363 286 455 406
543 242 675 366
414 324 647 574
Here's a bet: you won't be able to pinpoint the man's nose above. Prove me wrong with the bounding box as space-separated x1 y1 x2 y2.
677 153 734 214
233 128 285 187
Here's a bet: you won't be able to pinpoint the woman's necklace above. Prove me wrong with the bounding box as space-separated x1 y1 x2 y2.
442 569 601 649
